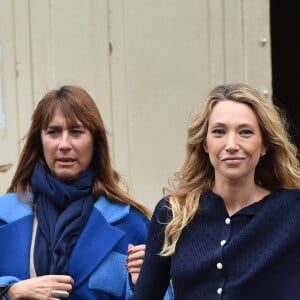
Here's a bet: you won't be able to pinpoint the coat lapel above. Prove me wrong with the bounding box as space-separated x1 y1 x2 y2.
68 206 126 287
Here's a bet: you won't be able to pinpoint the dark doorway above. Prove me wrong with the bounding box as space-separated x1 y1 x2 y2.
270 1 300 152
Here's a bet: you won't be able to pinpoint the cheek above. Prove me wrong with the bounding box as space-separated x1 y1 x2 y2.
205 138 219 155
252 141 264 155
41 141 50 157
42 146 53 166
41 140 57 164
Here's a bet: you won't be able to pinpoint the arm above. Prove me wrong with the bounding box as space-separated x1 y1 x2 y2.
130 198 172 300
126 244 173 300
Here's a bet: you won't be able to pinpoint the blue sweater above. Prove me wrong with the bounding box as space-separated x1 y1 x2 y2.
132 189 300 299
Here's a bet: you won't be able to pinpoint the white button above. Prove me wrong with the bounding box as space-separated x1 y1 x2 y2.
220 240 227 246
217 288 223 295
216 262 223 269
225 217 231 224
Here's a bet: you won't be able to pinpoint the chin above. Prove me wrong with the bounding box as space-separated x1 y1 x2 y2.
55 172 78 182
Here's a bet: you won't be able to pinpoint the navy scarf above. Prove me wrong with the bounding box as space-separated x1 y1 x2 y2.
31 163 95 275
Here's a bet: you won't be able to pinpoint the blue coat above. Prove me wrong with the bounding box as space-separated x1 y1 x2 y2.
0 192 154 299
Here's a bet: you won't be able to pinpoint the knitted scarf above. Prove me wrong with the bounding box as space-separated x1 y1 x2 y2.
31 163 94 275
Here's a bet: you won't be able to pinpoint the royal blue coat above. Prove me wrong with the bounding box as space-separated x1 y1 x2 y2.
0 192 172 299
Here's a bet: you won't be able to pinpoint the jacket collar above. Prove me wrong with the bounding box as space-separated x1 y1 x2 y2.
0 193 33 223
0 193 130 224
94 195 130 224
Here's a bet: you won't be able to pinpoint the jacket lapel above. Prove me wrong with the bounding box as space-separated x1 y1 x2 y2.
68 207 126 286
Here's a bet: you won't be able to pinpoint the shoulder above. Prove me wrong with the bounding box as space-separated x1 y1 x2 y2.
151 196 172 224
0 192 33 223
263 189 300 216
94 195 149 225
272 189 300 203
94 195 149 244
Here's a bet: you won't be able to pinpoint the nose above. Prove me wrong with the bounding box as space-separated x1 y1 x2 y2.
58 133 72 151
225 133 239 152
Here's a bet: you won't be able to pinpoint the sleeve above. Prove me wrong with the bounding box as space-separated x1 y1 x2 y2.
0 277 20 300
130 197 173 300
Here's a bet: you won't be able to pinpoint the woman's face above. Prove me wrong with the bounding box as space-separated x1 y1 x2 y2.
204 100 266 183
41 106 94 181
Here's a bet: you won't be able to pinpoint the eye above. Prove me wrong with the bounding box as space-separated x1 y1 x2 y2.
46 129 58 136
211 128 225 136
70 128 84 136
239 129 254 136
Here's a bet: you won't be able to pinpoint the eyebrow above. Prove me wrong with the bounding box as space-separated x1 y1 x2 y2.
210 122 255 127
46 123 85 129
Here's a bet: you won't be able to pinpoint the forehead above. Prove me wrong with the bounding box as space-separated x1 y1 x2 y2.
209 100 259 125
42 105 81 128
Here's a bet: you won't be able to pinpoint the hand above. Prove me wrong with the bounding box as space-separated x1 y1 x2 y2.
7 275 74 300
126 243 146 285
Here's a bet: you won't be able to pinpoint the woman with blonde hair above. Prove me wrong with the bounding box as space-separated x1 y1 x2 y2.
131 83 300 299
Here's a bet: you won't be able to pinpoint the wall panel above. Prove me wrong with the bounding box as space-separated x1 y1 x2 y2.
14 0 35 137
121 0 211 204
208 0 225 86
0 0 19 192
224 0 245 82
107 0 131 182
243 0 271 96
0 0 272 210
30 0 54 104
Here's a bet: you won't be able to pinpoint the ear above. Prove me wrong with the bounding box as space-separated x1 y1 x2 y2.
203 142 208 153
260 145 267 156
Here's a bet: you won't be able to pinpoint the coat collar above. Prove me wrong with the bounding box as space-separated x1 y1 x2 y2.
0 193 33 223
94 195 130 224
0 193 130 224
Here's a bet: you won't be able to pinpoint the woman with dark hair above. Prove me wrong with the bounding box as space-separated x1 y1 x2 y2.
0 86 172 299
132 83 300 299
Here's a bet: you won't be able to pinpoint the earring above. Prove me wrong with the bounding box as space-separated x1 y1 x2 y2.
260 153 266 157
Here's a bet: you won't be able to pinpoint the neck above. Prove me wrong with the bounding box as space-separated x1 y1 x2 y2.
212 179 270 216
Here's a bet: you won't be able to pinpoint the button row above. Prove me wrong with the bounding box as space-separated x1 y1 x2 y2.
216 218 231 295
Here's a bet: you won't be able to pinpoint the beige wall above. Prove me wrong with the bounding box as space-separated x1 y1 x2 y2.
0 0 271 210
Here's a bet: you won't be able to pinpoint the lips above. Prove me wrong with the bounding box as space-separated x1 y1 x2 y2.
221 156 245 165
221 156 244 161
57 157 75 162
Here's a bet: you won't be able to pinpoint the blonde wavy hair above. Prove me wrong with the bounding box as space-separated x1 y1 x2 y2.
160 83 300 256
